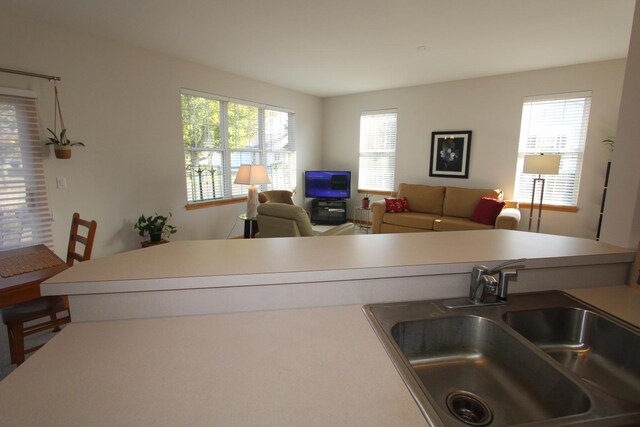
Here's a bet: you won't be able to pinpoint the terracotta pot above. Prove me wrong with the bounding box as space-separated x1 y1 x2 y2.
361 198 370 208
54 146 72 159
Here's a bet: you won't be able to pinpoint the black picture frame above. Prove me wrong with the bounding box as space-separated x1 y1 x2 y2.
429 131 472 178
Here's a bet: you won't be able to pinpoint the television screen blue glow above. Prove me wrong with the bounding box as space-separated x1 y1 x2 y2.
304 171 351 199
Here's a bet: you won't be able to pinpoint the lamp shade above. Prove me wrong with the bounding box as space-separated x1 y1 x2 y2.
234 164 271 185
523 154 561 175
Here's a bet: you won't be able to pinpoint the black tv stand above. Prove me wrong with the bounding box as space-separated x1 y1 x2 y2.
311 199 347 225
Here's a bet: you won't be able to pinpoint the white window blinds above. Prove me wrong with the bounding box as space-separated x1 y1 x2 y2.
0 91 53 249
359 110 397 192
513 92 591 207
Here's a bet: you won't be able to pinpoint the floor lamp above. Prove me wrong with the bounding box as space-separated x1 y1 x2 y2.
523 154 560 233
234 164 271 219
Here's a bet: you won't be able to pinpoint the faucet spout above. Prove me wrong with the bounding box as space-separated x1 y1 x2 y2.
445 259 527 309
468 258 526 305
486 258 527 275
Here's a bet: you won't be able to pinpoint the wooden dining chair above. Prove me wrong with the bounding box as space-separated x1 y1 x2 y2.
2 213 97 365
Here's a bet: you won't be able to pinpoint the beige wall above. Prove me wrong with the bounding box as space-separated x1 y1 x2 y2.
323 60 626 238
601 0 640 249
0 13 323 258
0 11 635 257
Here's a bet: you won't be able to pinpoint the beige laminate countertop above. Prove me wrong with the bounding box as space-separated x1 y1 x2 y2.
42 230 634 296
0 305 427 427
1 286 639 425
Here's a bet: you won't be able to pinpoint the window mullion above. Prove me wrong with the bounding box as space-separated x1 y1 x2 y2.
220 101 232 199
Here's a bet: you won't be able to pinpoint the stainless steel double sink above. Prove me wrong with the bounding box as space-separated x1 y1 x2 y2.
364 291 640 426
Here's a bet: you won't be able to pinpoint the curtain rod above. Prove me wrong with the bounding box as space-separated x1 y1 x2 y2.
0 67 61 82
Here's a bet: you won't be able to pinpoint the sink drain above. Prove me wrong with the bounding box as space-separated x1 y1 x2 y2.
446 391 493 426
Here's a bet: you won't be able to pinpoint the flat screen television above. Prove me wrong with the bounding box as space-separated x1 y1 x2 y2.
304 171 351 199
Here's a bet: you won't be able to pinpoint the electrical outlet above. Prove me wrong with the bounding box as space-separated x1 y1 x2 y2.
56 176 67 189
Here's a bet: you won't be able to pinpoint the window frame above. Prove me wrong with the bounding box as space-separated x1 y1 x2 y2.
513 91 592 209
181 89 295 208
358 109 398 194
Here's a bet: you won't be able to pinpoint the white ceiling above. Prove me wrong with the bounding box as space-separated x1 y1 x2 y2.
1 0 635 97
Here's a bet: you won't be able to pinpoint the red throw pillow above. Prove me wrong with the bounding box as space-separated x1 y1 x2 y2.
470 197 506 226
385 197 410 213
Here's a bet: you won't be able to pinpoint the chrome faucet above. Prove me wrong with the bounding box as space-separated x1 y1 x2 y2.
468 258 526 305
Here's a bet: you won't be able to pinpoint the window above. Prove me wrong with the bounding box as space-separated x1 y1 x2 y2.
181 90 295 205
513 92 591 207
358 110 397 192
0 89 53 249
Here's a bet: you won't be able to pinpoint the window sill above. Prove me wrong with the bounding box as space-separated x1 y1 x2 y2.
357 189 395 197
185 197 246 211
519 203 578 213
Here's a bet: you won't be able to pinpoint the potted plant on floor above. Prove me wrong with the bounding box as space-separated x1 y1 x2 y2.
134 213 177 244
45 128 85 159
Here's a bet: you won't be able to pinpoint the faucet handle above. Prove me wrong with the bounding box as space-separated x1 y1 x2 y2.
497 269 519 301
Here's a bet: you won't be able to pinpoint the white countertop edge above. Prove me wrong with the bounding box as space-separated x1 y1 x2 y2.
41 252 634 296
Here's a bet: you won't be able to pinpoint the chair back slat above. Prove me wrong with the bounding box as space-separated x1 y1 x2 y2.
66 212 97 266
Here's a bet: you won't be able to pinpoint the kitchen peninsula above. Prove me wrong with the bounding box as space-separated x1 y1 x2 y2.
42 230 634 321
0 230 637 425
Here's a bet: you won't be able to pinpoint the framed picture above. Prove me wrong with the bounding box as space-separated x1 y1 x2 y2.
429 130 472 178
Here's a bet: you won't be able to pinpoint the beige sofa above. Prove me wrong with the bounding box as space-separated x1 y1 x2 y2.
371 183 520 234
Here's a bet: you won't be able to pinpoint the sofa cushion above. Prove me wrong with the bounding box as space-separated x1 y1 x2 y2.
470 197 506 226
383 212 439 230
385 197 410 213
434 216 494 231
442 187 503 218
381 223 435 233
397 183 445 215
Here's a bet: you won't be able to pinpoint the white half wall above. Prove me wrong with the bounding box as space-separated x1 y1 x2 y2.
601 1 640 249
323 60 626 239
0 13 323 258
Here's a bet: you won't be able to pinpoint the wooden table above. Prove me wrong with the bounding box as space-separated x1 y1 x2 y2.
0 245 68 309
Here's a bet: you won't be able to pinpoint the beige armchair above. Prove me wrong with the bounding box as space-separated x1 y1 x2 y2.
256 203 354 238
258 190 295 205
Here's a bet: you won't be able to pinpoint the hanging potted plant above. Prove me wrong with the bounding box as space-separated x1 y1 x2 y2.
45 128 85 159
44 85 85 159
134 213 177 243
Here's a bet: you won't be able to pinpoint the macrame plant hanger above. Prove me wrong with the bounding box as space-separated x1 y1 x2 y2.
53 84 66 138
51 84 71 159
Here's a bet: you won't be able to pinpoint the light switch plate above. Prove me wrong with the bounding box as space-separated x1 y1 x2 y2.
56 176 67 189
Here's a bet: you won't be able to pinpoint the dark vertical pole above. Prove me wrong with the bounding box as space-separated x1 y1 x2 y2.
596 161 612 241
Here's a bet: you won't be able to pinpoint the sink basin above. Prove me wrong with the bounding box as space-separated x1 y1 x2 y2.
364 291 640 426
391 315 590 426
504 307 640 403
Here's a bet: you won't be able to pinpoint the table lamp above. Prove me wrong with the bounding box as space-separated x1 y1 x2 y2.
234 164 271 218
523 154 560 233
